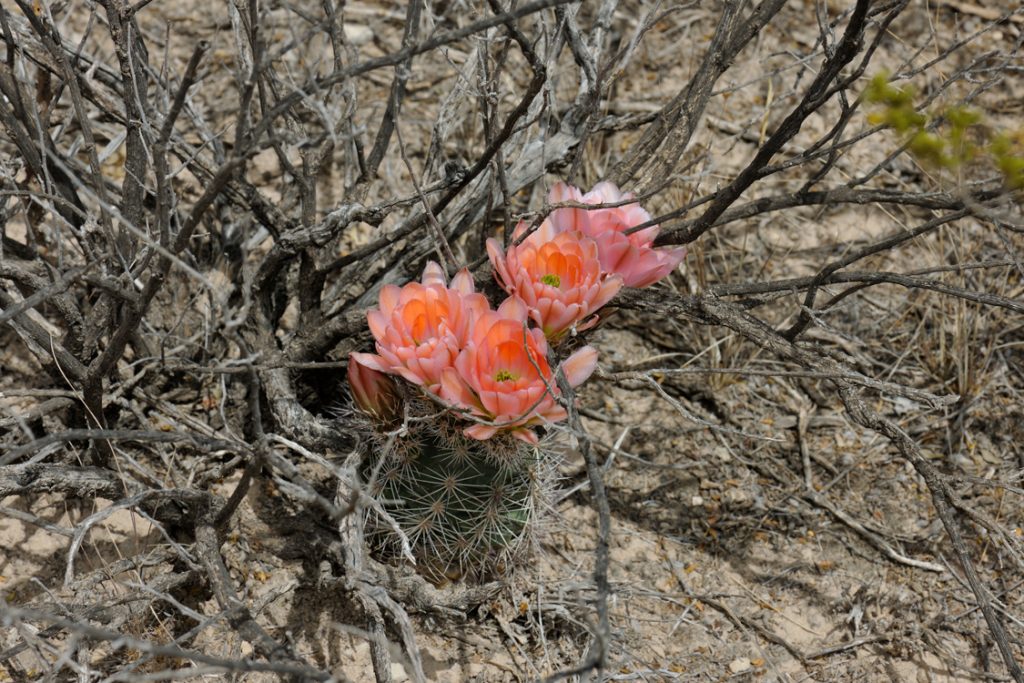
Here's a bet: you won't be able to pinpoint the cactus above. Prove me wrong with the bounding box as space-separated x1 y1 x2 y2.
356 392 557 584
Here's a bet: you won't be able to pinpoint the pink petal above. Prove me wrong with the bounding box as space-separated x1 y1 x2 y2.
625 247 686 287
486 239 514 292
449 268 475 295
496 390 526 421
575 314 600 332
511 219 532 242
376 346 403 371
540 403 568 423
594 234 632 273
547 301 581 337
525 383 548 404
530 218 560 245
615 247 649 287
350 352 389 373
586 181 625 203
396 367 427 385
480 389 503 415
562 346 598 388
625 267 665 289
510 428 539 445
465 424 499 440
517 282 539 308
378 285 401 315
532 297 553 326
441 367 477 409
548 182 583 205
497 296 529 322
528 328 551 355
591 275 623 310
367 310 389 341
632 224 660 246
421 261 446 286
548 183 586 233
454 350 478 392
662 245 687 272
411 356 439 384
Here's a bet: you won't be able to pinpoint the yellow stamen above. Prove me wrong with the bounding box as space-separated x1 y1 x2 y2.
541 273 561 287
495 369 518 382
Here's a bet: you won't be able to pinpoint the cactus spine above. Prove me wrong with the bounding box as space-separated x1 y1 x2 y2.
358 394 555 583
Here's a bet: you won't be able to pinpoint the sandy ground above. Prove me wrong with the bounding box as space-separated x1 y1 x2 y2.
3 0 1023 681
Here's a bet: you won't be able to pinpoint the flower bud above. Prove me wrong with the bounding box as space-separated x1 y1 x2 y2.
348 353 401 423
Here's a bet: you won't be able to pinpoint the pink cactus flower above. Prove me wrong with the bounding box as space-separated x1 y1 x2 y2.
548 181 686 288
348 353 401 423
351 262 490 393
440 298 599 443
487 219 622 339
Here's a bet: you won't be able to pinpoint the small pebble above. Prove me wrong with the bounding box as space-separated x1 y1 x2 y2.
728 657 752 674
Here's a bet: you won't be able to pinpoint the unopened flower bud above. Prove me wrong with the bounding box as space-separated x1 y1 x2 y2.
348 353 401 423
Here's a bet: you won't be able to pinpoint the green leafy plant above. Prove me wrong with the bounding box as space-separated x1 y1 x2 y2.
864 72 1023 188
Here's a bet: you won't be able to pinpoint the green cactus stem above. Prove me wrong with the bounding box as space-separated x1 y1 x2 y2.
357 395 556 584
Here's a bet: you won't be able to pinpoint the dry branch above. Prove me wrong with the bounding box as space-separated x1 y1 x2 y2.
1 0 1022 680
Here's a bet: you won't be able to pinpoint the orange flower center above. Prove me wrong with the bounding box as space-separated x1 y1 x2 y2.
494 369 519 382
541 273 561 287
